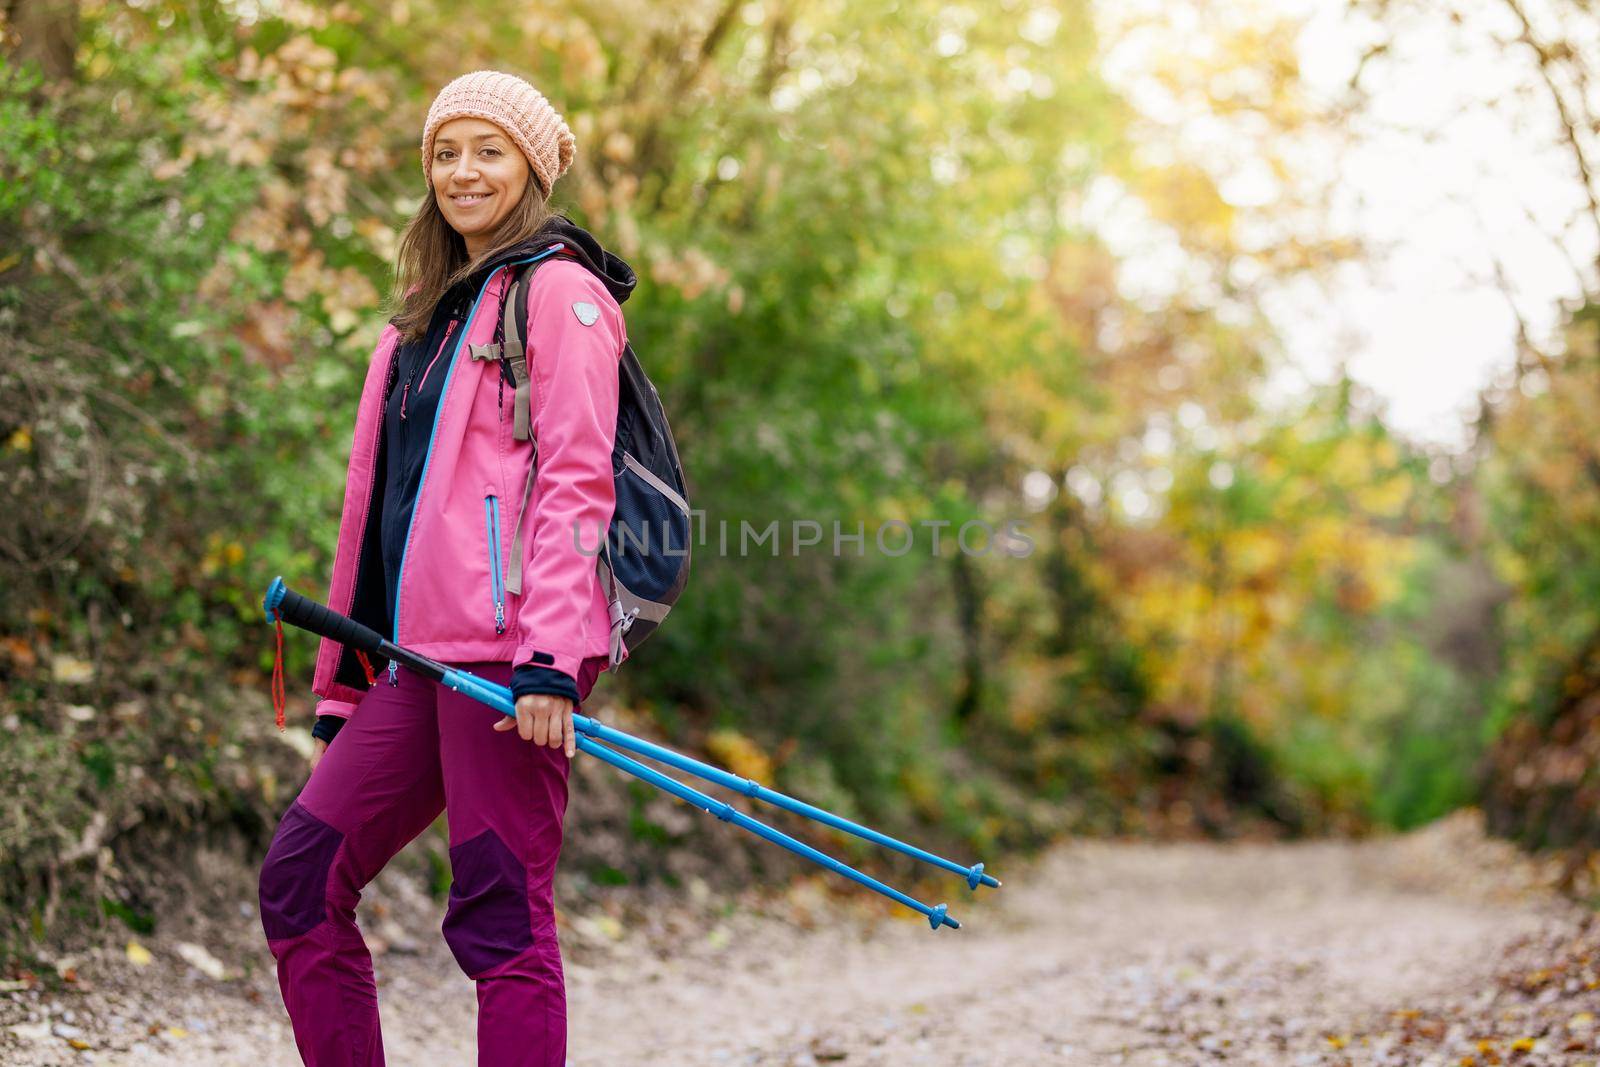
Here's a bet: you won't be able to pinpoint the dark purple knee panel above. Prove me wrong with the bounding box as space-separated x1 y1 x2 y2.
441 830 532 976
259 801 346 941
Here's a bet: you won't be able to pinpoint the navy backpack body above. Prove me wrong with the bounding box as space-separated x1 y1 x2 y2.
470 244 691 668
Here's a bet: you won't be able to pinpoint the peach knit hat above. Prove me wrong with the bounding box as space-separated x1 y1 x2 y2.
420 70 575 198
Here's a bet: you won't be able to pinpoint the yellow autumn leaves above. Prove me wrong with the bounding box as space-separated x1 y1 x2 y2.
1116 417 1421 731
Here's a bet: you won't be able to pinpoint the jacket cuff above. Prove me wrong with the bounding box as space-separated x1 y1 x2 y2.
513 645 584 682
314 699 359 721
311 714 346 744
511 664 580 704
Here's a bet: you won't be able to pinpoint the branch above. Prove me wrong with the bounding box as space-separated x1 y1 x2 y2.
1501 0 1600 275
637 0 745 213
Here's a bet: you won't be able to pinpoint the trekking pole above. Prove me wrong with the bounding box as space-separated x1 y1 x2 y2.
440 655 999 892
565 734 959 929
263 577 977 930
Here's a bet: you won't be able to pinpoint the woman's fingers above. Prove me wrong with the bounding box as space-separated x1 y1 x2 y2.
545 699 574 752
503 694 576 751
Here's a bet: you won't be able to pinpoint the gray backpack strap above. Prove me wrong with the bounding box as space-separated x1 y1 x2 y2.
503 437 538 596
500 258 548 594
500 270 533 442
465 270 533 441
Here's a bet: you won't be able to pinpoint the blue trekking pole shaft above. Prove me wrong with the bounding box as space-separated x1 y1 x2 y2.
573 733 958 930
265 577 995 891
441 672 964 928
427 670 963 927
444 665 998 891
262 578 974 929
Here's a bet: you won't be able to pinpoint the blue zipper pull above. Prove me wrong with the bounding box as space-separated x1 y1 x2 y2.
388 660 399 687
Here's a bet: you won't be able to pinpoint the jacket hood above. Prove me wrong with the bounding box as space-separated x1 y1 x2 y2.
467 214 636 307
535 214 637 306
420 215 637 326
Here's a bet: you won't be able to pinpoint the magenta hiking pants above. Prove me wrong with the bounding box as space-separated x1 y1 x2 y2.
258 657 604 1066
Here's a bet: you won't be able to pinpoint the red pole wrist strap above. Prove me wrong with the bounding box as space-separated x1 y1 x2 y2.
354 649 377 687
271 609 287 730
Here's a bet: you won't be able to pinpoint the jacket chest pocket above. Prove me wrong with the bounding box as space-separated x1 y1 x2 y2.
483 487 507 635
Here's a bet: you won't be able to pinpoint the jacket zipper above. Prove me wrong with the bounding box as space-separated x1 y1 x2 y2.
417 319 456 395
400 318 458 424
484 491 506 634
390 246 563 650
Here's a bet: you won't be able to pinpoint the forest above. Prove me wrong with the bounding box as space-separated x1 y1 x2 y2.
4 0 1600 960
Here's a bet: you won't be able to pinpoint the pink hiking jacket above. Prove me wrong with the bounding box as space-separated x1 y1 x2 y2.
310 242 628 718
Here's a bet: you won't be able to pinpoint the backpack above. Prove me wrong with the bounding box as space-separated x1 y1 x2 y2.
468 244 691 669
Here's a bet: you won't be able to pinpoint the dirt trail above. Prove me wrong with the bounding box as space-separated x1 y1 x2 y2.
4 813 1592 1066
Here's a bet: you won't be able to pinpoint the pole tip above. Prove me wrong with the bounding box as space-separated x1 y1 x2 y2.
966 862 1001 891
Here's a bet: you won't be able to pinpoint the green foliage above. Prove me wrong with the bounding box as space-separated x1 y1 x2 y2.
99 896 156 935
1476 312 1600 851
0 26 355 948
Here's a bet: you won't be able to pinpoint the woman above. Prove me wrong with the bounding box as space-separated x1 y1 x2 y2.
257 70 637 1067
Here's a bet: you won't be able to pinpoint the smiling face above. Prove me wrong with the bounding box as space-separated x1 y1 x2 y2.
430 116 533 256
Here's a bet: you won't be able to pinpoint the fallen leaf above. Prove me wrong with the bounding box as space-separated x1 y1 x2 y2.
126 941 153 967
51 656 94 684
8 1022 50 1042
174 941 227 981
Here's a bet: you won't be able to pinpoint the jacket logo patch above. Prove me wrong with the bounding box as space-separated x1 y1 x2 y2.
572 301 599 326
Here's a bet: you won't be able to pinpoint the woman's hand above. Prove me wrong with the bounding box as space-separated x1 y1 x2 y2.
310 738 328 772
496 693 576 758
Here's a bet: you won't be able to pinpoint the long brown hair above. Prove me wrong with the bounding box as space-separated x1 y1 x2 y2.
386 175 558 343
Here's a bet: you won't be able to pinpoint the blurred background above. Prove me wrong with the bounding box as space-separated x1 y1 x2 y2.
4 0 1600 949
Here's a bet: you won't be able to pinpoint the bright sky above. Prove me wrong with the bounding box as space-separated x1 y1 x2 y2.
1095 0 1599 450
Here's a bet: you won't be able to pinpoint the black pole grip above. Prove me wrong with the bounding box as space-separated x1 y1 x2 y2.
263 577 385 656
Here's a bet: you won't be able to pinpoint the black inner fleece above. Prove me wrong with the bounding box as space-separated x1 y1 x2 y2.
381 287 470 631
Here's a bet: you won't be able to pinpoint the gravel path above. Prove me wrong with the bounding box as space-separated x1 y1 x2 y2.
3 812 1591 1066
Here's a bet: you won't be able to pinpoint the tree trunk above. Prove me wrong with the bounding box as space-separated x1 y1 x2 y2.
4 0 80 83
951 549 984 723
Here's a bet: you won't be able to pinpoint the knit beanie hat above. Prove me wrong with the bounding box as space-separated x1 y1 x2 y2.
420 70 575 198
